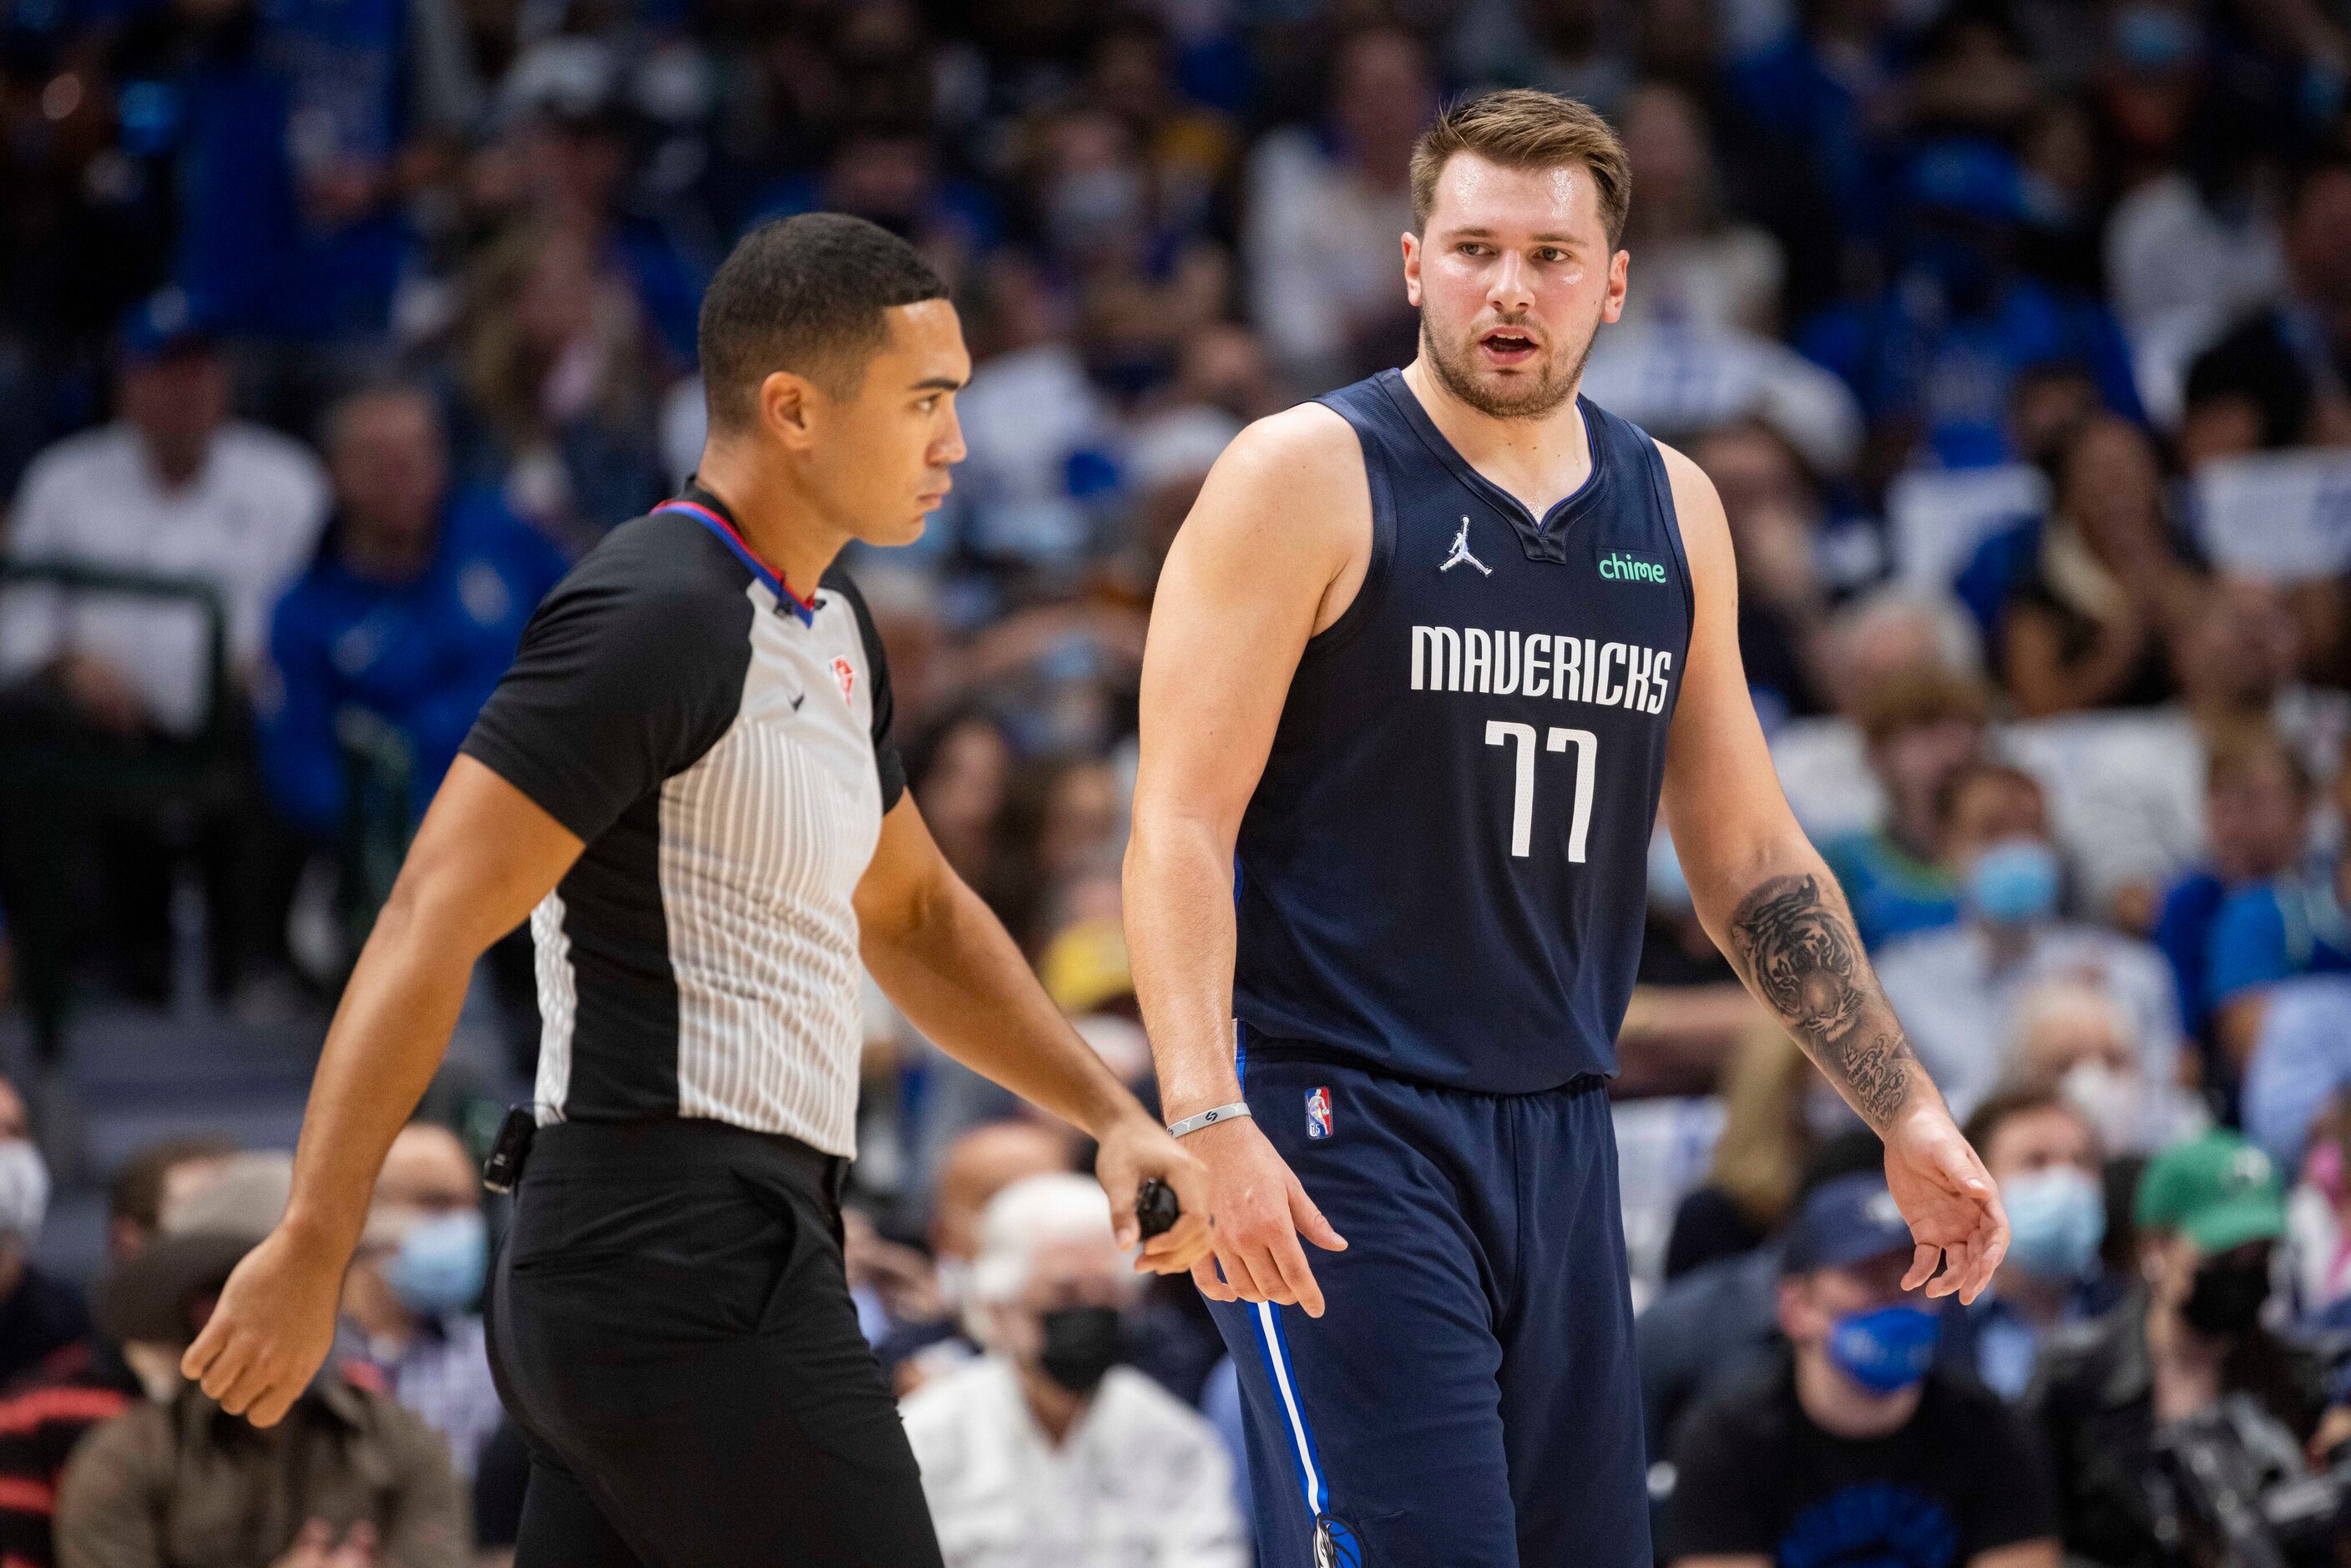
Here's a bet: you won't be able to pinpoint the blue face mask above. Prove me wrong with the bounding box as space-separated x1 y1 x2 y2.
2001 1166 2106 1281
1968 840 2060 925
1825 1303 1941 1394
383 1211 488 1318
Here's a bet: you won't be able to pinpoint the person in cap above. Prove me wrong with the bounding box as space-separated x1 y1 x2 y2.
2027 1130 2342 1568
53 1154 466 1568
1659 1172 2061 1568
0 287 329 1004
0 1135 238 1568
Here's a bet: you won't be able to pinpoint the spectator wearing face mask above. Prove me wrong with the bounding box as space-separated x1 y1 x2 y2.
2009 980 2209 1159
901 1174 1244 1568
1818 668 1992 951
1875 762 2186 1120
339 1123 499 1480
2028 1132 2334 1568
880 1120 1076 1395
2152 731 2314 1048
1946 1088 2122 1401
2203 734 2351 1073
0 1075 81 1387
0 1135 239 1568
1656 1174 2061 1568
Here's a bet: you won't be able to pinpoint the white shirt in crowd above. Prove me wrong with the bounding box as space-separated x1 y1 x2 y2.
904 1358 1246 1568
1243 126 1414 385
0 422 329 733
1875 920 2187 1120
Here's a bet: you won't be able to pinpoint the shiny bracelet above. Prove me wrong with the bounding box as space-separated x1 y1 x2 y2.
1166 1102 1252 1138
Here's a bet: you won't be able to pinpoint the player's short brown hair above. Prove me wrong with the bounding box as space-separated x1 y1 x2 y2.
1408 89 1632 247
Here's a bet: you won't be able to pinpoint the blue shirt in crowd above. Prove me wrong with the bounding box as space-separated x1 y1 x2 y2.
260 488 566 839
2154 868 2235 1031
1801 274 2144 469
162 0 416 341
1821 827 1962 951
2205 867 2351 1014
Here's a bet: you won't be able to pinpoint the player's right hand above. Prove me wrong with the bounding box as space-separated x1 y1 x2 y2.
1184 1115 1347 1317
181 1225 346 1428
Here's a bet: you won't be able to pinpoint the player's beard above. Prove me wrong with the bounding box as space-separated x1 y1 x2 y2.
1419 311 1595 421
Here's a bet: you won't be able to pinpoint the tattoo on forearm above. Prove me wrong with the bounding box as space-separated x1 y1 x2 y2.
1727 873 1919 1129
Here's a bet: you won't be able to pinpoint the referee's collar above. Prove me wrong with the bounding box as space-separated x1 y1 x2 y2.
661 478 822 624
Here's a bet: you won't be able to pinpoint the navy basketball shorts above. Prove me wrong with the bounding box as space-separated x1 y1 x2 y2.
1207 1047 1651 1568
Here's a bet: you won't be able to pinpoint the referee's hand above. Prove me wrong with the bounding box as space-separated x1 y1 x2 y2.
1181 1115 1346 1318
181 1226 345 1428
1095 1114 1216 1278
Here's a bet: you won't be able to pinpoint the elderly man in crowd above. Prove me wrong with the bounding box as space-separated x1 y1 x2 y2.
902 1173 1244 1568
56 1153 465 1568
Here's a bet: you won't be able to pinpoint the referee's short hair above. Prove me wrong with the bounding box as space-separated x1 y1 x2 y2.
698 213 948 431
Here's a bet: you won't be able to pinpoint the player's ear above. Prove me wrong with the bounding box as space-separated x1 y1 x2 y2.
1402 230 1422 308
757 369 821 452
1602 249 1629 325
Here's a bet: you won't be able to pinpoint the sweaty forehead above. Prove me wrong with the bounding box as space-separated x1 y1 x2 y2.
1426 154 1603 240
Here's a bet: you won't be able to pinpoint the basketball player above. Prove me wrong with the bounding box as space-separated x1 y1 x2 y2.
181 215 1214 1565
1125 91 2009 1567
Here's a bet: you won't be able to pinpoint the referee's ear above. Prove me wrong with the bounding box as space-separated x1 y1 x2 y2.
756 370 822 450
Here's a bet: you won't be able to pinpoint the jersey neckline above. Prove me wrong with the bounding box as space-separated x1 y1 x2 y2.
1373 367 1611 559
659 480 822 625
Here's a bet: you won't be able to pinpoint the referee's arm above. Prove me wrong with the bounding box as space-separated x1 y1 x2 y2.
185 756 584 1427
856 794 1213 1265
185 760 1214 1428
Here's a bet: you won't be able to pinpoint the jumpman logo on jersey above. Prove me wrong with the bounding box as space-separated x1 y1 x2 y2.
1441 516 1491 576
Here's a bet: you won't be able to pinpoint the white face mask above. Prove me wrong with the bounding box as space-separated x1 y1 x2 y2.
2061 1062 2146 1154
0 1141 50 1248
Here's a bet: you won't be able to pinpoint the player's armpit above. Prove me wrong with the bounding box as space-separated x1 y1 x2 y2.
1666 1555 1772 1568
1968 1540 2062 1568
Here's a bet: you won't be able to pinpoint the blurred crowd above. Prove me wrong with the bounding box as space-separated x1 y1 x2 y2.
0 0 2346 1559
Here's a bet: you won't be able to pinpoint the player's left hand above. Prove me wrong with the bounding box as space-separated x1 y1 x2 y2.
1884 1102 2008 1305
1095 1112 1216 1277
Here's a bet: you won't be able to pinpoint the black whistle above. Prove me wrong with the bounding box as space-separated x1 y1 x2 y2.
481 1106 537 1195
1136 1178 1181 1240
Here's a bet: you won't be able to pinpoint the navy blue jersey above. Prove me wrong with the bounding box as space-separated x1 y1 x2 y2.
1232 369 1695 1093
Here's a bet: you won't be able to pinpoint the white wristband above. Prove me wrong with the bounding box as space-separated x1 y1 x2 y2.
1167 1102 1252 1138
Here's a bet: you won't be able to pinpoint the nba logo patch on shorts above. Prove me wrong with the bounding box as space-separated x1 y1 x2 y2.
1305 1086 1332 1139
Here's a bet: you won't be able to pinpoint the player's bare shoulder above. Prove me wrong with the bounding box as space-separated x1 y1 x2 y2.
1648 434 1734 592
1172 401 1372 633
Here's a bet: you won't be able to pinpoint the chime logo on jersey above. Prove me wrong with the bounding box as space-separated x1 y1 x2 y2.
1305 1085 1332 1140
831 655 856 701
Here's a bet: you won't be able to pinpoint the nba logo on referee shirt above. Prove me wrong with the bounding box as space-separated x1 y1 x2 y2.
831 655 856 701
1305 1086 1332 1139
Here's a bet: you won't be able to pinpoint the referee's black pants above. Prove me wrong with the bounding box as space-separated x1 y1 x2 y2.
484 1118 946 1567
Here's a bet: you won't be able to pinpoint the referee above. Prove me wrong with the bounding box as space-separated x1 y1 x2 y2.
182 215 1216 1565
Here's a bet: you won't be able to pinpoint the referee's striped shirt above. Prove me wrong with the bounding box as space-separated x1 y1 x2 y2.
459 482 906 1156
